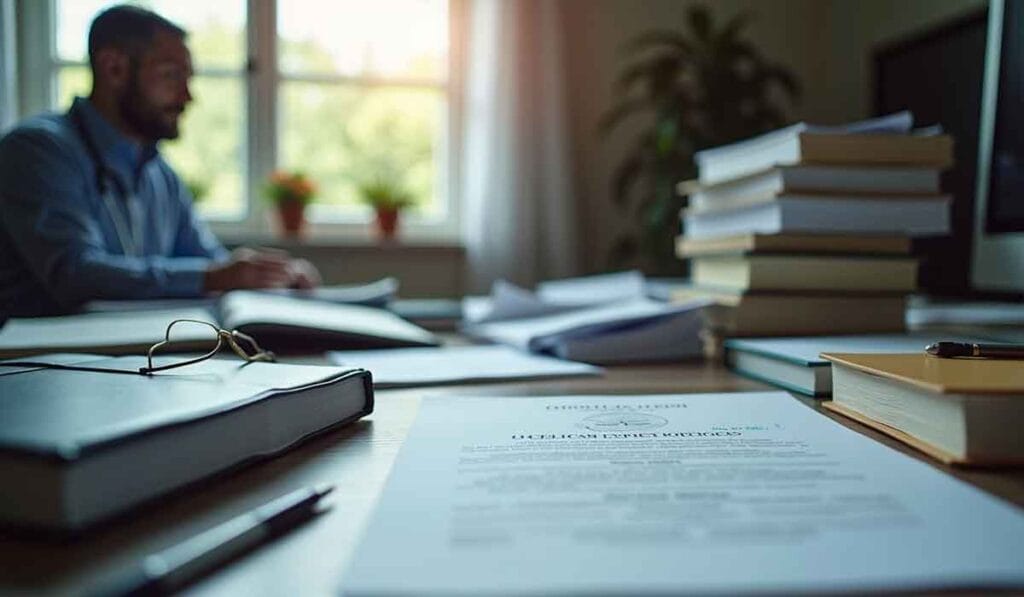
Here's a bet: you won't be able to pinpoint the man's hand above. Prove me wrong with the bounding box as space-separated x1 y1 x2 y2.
203 248 322 292
287 258 322 289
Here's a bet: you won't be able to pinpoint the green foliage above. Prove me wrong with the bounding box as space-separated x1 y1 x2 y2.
357 176 417 211
184 177 209 203
600 4 800 273
263 171 316 206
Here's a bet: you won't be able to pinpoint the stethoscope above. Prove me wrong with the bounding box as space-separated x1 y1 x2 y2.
70 110 144 257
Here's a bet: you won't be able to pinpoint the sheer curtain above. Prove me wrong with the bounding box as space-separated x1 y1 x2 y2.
459 0 577 293
0 0 17 131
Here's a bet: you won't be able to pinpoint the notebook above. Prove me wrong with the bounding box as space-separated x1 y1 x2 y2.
0 355 373 531
724 334 987 397
822 353 1024 465
0 290 439 358
328 345 602 388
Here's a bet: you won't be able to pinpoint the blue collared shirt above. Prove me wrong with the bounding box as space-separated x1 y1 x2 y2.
0 97 229 317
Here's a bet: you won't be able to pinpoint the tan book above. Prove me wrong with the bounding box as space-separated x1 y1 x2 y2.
799 134 953 168
691 255 918 292
671 286 906 336
822 353 1024 466
676 233 912 257
696 122 953 186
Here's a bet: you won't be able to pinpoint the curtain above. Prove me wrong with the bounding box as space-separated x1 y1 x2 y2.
459 0 578 293
0 0 17 131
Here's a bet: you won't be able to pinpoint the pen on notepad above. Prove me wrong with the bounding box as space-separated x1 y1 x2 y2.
101 485 334 597
925 341 1024 359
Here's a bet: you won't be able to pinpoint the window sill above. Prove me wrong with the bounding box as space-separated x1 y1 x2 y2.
218 233 465 254
217 234 466 298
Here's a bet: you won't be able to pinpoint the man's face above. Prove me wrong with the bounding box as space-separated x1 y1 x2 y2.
119 30 193 142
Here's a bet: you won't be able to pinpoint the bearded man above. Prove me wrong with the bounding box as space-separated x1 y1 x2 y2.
0 5 320 317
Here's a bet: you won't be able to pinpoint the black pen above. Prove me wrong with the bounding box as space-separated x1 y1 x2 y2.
105 485 334 596
925 341 1024 359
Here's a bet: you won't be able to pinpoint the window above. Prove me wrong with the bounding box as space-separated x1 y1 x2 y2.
38 0 455 240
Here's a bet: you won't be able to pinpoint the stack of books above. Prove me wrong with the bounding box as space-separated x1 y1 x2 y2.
671 113 954 352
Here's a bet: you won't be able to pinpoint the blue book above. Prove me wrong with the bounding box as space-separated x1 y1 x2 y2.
724 333 991 397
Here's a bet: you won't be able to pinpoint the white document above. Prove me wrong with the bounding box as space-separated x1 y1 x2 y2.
344 392 1024 595
327 345 602 388
464 272 649 325
463 297 709 363
536 270 647 305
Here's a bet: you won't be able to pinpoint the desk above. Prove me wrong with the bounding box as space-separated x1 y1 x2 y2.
1 359 1023 596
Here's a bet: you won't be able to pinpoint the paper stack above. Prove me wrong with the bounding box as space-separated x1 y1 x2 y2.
462 272 709 364
671 112 954 354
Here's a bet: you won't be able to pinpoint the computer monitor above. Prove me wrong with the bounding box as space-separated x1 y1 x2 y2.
972 0 1024 291
874 9 988 295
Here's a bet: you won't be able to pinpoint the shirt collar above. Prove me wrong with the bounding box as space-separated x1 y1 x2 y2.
69 97 160 174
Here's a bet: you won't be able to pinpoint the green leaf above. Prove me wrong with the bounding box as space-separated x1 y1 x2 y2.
719 11 753 41
611 152 645 209
622 30 694 57
597 98 652 135
687 5 712 41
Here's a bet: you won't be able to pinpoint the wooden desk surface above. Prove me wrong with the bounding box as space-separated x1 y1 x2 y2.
2 360 1023 596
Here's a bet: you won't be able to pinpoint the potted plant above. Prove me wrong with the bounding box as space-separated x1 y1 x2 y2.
264 171 316 238
357 177 416 241
599 5 800 272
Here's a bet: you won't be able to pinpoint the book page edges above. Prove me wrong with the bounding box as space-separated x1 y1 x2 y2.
822 401 1024 467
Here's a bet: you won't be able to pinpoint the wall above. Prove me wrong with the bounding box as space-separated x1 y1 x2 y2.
560 0 988 274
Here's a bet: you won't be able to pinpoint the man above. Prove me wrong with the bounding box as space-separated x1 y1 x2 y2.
0 5 320 317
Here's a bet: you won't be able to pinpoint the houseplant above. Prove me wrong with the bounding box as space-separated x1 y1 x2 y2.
357 177 417 241
264 171 316 238
599 5 800 272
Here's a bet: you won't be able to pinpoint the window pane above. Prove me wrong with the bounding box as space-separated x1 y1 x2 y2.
278 0 448 81
279 82 444 219
55 0 245 72
56 66 92 110
161 76 246 219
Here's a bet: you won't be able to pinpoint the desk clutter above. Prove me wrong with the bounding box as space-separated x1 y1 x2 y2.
4 119 1024 595
673 111 953 349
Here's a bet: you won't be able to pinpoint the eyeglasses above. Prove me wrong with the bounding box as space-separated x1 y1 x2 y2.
0 319 276 376
140 319 276 374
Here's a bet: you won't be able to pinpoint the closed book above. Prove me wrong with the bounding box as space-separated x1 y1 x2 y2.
691 254 918 292
683 165 942 212
694 112 953 185
676 233 912 257
671 285 906 337
822 353 1024 466
688 191 948 217
724 334 987 397
682 196 950 239
0 291 439 359
0 355 373 531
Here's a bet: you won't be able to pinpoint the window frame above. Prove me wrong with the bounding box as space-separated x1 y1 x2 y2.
16 0 463 244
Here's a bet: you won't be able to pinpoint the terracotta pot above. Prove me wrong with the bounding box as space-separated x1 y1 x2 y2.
277 199 307 238
375 207 400 241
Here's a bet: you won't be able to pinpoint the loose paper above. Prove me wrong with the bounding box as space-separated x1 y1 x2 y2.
328 345 602 388
344 392 1024 595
